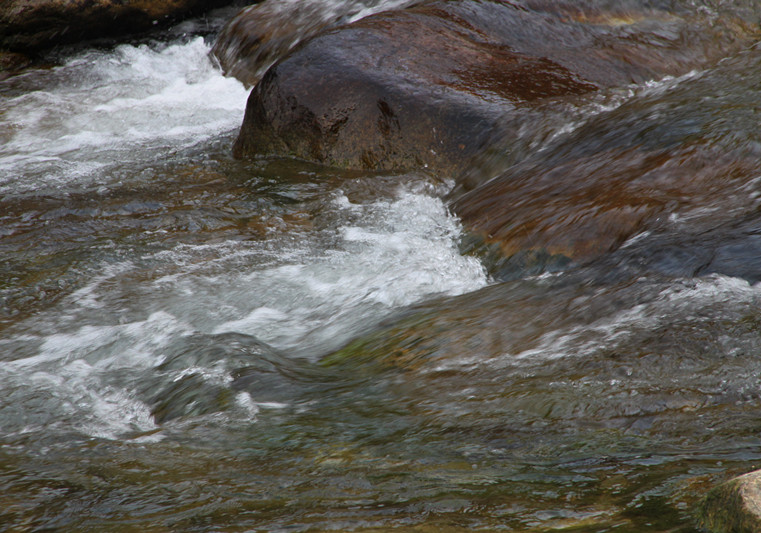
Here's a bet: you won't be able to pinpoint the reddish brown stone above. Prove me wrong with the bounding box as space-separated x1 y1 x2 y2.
453 118 761 269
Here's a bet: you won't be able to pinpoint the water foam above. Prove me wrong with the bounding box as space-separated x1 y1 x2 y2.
210 189 489 354
1 311 193 441
2 184 487 439
0 37 248 195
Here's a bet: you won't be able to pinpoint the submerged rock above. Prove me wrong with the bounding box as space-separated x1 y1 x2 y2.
452 34 761 274
0 0 238 53
211 0 323 89
453 143 761 270
232 0 760 177
698 470 761 533
320 275 662 371
211 0 414 88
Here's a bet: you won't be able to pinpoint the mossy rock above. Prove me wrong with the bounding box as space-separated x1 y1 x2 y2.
698 470 761 533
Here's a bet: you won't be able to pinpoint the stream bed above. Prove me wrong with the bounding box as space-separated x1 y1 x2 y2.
2 2 761 531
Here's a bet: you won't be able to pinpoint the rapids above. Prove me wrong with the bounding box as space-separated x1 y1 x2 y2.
1 1 761 531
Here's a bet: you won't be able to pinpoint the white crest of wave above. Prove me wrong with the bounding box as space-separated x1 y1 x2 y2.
206 189 489 354
0 36 248 194
1 311 192 441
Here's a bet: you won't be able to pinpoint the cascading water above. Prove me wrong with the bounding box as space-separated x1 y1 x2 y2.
3 1 761 531
0 22 487 423
0 36 248 196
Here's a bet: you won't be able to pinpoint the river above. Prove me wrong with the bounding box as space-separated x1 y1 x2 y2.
1 1 761 531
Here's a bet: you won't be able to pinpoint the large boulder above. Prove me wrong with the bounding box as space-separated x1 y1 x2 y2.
231 0 760 177
0 0 239 53
698 470 761 533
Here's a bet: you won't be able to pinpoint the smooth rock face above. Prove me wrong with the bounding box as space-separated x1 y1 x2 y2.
698 470 761 533
232 0 760 176
0 0 236 52
453 139 761 268
451 21 761 273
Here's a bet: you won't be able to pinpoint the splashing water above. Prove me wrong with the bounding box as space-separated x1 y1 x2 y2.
3 2 761 531
0 36 249 196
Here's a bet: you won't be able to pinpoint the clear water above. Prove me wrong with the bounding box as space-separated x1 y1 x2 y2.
2 2 761 531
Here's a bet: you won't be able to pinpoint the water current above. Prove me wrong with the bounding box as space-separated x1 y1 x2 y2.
2 1 761 531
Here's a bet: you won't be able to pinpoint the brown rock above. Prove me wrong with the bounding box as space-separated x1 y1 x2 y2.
0 0 237 53
0 49 31 80
698 470 761 533
453 146 701 266
452 70 761 272
232 0 760 177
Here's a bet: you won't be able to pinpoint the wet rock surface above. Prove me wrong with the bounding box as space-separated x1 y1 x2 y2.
0 0 240 53
0 50 31 81
453 45 761 275
231 0 760 176
699 470 761 533
211 0 413 88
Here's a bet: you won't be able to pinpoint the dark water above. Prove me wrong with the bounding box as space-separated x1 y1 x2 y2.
2 1 761 531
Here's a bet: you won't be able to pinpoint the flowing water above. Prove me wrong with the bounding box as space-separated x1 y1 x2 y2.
2 1 761 531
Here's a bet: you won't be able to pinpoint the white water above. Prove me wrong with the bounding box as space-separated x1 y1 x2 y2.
2 3 755 450
0 188 488 439
0 36 249 196
208 190 489 353
0 35 488 440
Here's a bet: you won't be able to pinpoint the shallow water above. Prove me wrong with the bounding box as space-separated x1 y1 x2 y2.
2 1 761 531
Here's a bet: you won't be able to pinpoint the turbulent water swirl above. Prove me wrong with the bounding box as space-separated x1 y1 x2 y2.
2 1 761 531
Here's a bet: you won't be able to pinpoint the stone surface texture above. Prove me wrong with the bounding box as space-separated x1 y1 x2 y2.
0 0 237 52
231 0 760 177
699 470 761 533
